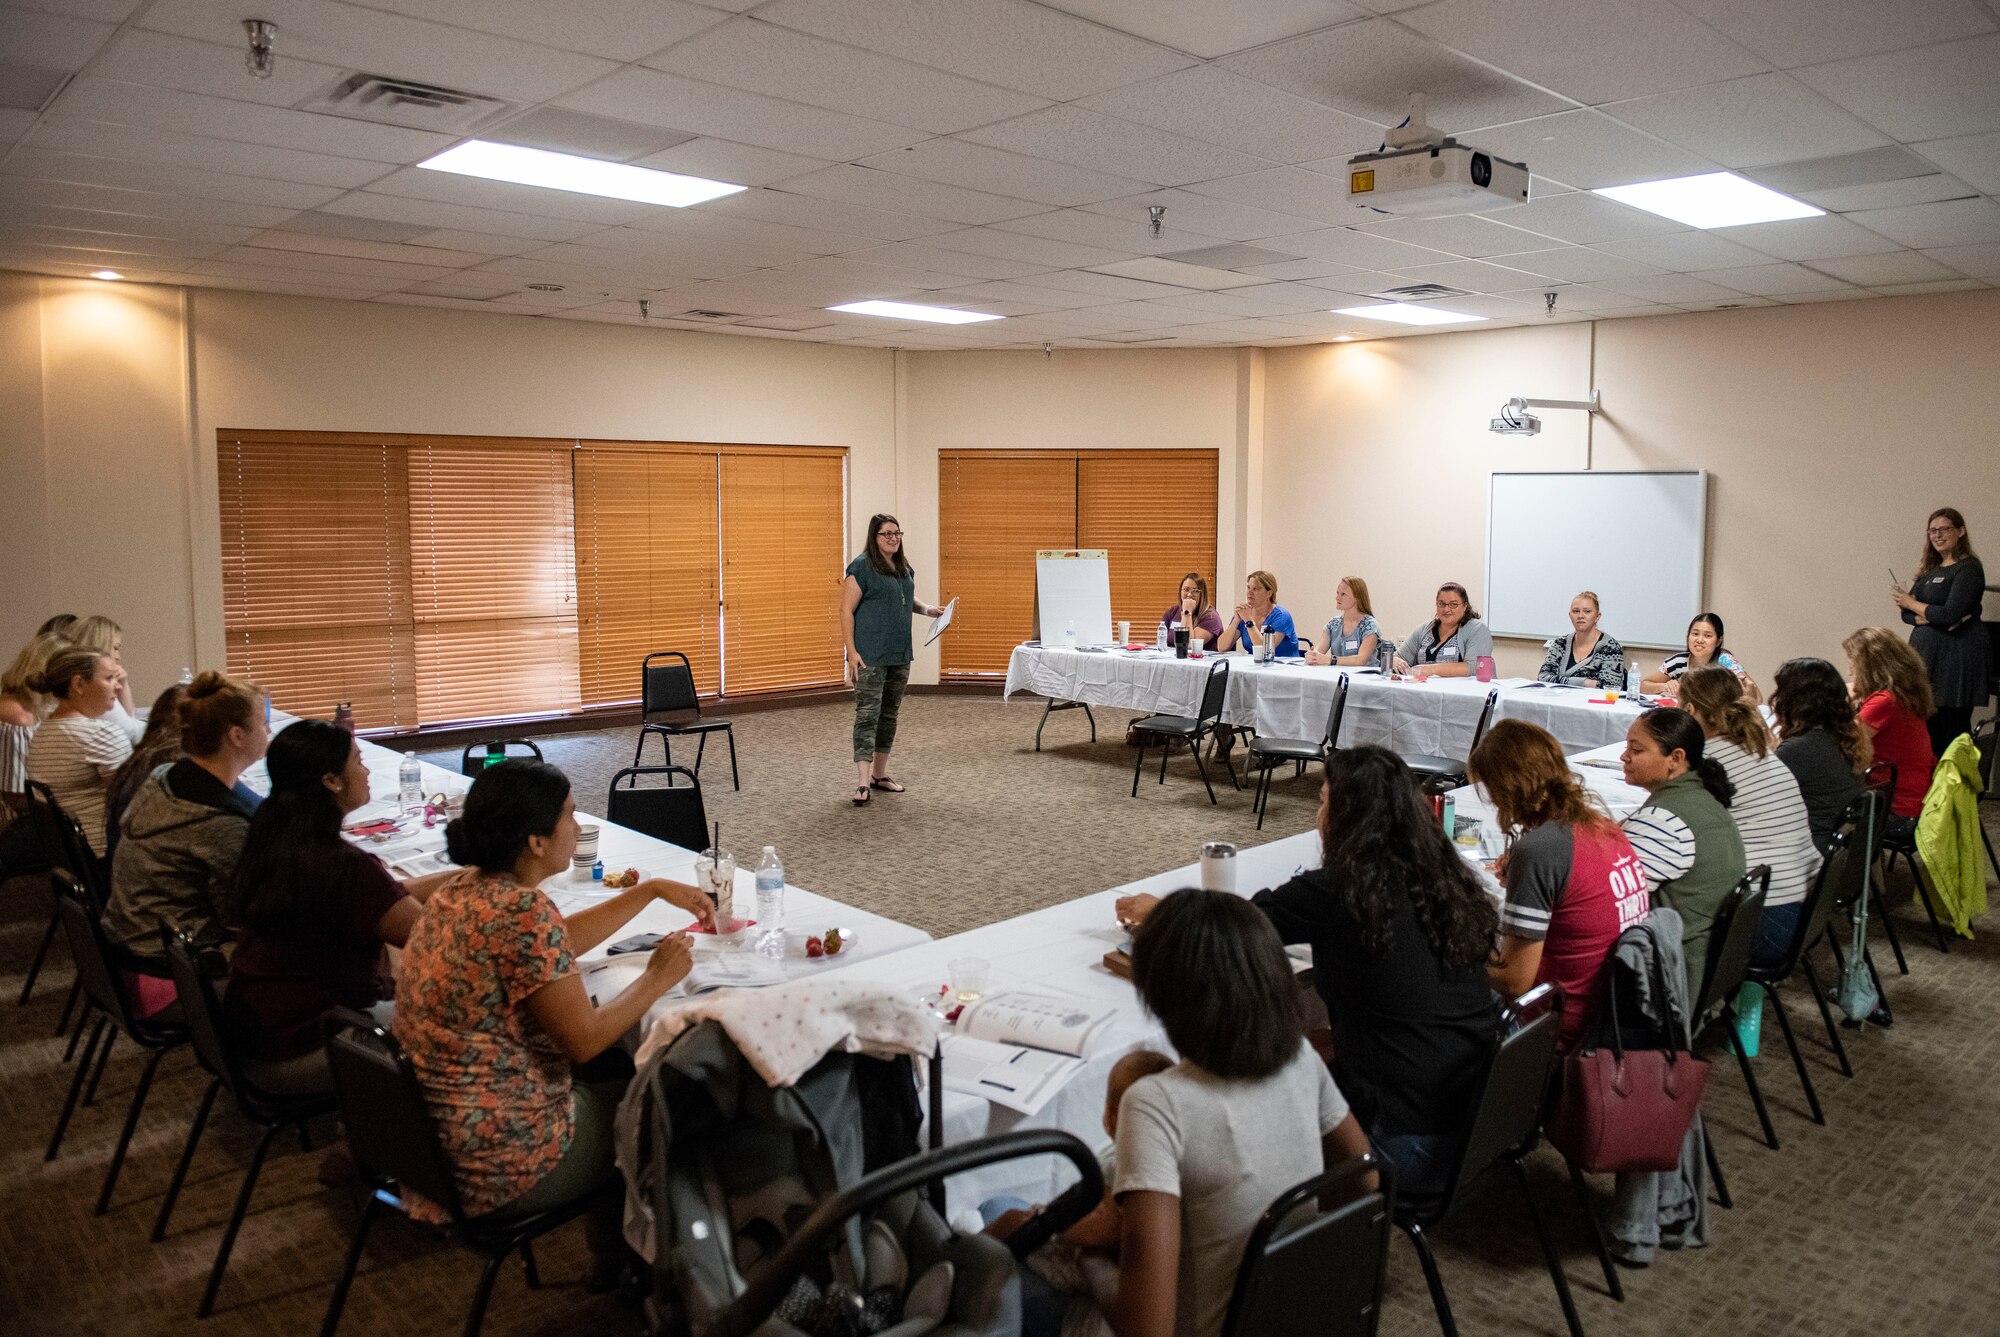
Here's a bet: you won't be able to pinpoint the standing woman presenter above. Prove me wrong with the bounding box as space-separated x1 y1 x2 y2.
1893 507 1987 757
842 514 952 808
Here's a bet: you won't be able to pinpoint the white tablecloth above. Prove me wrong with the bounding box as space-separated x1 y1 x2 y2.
1005 646 1648 756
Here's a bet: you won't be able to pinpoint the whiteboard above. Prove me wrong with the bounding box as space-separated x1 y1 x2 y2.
1486 472 1706 649
1035 550 1114 645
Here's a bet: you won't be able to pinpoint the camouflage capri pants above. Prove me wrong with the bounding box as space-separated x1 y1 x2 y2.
852 663 910 762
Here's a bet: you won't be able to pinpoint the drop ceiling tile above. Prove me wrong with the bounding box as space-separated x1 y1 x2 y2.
628 138 829 188
1924 242 2000 277
31 119 394 189
6 0 145 20
560 67 926 162
1867 278 1989 295
921 226 1130 270
1494 283 1656 312
1277 226 1459 269
1079 186 1329 242
1685 262 1855 295
932 278 1121 308
1492 246 1663 282
1218 19 1574 131
187 257 414 290
1770 287 1876 303
1295 268 1437 297
1026 268 1209 299
400 228 550 256
1673 295 1781 311
0 107 37 144
1 146 344 209
1482 191 1686 244
358 165 662 225
1594 232 1777 270
352 0 728 62
87 30 352 108
1232 257 1360 280
855 139 1148 207
1039 0 1368 59
1710 213 1901 261
0 226 229 259
482 107 696 164
1388 257 1571 292
754 0 1194 100
510 242 714 282
1671 0 1995 69
701 188 954 242
52 78 453 162
576 226 814 273
1077 65 1386 164
630 208 885 256
213 243 463 280
1605 73 1890 169
1801 175 1977 211
1178 167 1381 227
959 106 1274 188
1086 256 1272 290
1913 131 2000 193
321 192 603 241
785 253 988 291
186 273 391 298
397 280 523 300
138 0 617 104
0 177 301 226
1349 211 1555 258
847 241 1049 281
991 206 1228 255
1421 108 1714 191
0 8 114 70
245 230 496 268
643 19 1046 135
0 202 251 245
1591 273 1748 303
273 210 427 243
1806 250 1960 284
1847 196 2000 248
1161 284 1347 317
1793 33 2000 141
776 164 1047 226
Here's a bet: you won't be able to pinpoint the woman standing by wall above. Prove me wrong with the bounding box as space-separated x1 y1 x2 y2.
841 514 952 808
1893 507 1987 757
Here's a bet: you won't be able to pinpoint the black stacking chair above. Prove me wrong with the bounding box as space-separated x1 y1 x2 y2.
1222 1153 1391 1337
1396 984 1585 1337
1399 689 1499 793
607 765 709 853
635 650 738 790
1854 768 1912 974
319 1009 608 1337
157 931 340 1316
1248 676 1349 830
1131 657 1234 805
458 738 543 777
44 872 189 1219
1867 762 1953 954
1690 867 1774 1156
19 779 106 1025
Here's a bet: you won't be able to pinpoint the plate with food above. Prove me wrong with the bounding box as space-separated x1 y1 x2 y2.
789 927 857 962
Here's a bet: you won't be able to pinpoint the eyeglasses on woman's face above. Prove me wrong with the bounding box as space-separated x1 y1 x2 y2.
878 530 903 540
1927 524 1958 537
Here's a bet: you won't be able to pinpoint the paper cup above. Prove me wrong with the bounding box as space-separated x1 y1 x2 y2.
1117 620 1130 645
1199 841 1237 892
574 822 600 861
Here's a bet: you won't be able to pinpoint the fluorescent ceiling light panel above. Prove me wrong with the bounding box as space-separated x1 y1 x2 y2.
1331 302 1487 326
828 300 1004 325
417 140 745 207
1592 172 1822 229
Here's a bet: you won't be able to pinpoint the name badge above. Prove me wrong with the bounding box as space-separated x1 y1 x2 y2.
1440 647 1460 661
1343 638 1359 652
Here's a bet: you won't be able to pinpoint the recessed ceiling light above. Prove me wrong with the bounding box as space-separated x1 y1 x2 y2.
91 269 122 280
1331 303 1487 327
1592 171 1822 229
1331 334 1355 342
828 300 1003 325
417 140 745 208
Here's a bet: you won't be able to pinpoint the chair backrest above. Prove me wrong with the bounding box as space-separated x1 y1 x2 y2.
1322 676 1350 752
1692 866 1770 1022
24 779 103 905
1443 984 1562 1213
607 765 708 852
459 737 544 777
1783 822 1859 970
323 1007 470 1224
1222 1153 1391 1337
161 929 251 1095
1469 689 1500 753
1196 657 1231 725
53 870 132 1028
642 651 702 719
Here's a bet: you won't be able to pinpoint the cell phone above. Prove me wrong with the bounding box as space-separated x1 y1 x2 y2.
1888 567 1901 587
607 933 664 955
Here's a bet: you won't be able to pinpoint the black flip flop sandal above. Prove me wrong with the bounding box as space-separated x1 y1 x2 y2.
851 785 872 806
870 777 905 793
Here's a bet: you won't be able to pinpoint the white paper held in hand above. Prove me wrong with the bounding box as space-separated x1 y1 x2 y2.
925 597 958 647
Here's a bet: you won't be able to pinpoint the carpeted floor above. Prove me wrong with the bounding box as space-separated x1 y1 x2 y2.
3 693 1996 1336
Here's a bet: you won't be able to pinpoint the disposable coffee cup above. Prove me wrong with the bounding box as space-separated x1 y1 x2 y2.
574 822 600 862
1199 841 1238 892
1117 620 1131 645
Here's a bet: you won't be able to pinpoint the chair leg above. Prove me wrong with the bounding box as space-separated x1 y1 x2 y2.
62 1000 95 1063
83 1025 117 1107
19 909 62 1005
1725 1009 1780 1150
54 977 82 1037
462 1251 510 1337
1798 954 1852 1077
1130 737 1147 798
631 727 646 768
1254 758 1271 831
1566 1161 1623 1302
725 725 740 791
693 730 708 778
1190 738 1219 805
153 1076 221 1241
1510 1158 1586 1337
47 1015 107 1161
95 1043 169 1215
1903 850 1951 953
198 1121 285 1317
1761 982 1824 1126
1869 863 1910 973
1159 737 1170 784
520 1240 541 1290
319 1191 380 1337
1703 1127 1732 1209
1980 819 1999 884
1399 1221 1459 1337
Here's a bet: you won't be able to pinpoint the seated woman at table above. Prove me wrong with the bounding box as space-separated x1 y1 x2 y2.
26 643 134 863
1640 613 1760 703
69 614 146 743
1769 657 1870 853
1305 576 1380 667
1677 667 1821 971
1468 720 1649 1052
1392 582 1492 679
394 759 714 1288
1214 570 1299 657
1537 590 1626 689
104 683 186 861
1105 888 1369 1337
1120 746 1497 1211
1843 626 1935 841
1159 572 1225 649
222 720 454 1094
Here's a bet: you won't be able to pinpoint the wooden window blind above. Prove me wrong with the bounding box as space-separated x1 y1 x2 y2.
406 439 580 726
217 432 417 731
937 451 1080 678
573 446 721 706
720 451 848 696
1078 450 1220 639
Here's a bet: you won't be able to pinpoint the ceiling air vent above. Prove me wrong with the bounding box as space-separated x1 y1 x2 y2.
1370 282 1475 302
681 309 745 320
300 73 510 134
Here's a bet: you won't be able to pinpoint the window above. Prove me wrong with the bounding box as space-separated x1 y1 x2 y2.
721 451 848 696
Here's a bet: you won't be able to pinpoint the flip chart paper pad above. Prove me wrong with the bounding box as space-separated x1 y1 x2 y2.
1035 550 1113 646
925 597 957 647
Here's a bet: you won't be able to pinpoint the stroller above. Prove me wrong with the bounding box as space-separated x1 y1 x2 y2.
623 1003 1102 1337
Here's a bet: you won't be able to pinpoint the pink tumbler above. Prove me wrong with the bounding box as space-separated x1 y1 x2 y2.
1474 655 1495 683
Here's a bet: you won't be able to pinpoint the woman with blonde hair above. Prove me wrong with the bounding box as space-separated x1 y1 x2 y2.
1678 667 1821 967
69 614 144 743
1468 719 1648 1050
25 644 132 859
1537 591 1626 688
1217 569 1299 657
1843 627 1935 837
2 631 70 800
1306 576 1381 667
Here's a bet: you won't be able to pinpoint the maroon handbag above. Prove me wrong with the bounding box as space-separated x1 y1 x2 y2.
1547 943 1710 1174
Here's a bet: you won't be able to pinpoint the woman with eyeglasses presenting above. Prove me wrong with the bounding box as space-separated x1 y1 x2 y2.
842 515 952 808
1893 507 1987 756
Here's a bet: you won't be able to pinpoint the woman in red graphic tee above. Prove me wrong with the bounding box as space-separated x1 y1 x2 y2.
1469 720 1651 1051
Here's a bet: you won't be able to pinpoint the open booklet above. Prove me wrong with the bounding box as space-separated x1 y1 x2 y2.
939 992 1117 1116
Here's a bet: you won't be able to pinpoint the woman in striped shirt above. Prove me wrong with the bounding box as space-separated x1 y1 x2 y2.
25 644 134 860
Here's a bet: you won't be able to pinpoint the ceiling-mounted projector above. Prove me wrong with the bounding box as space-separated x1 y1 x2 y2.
1347 94 1529 219
1490 401 1542 436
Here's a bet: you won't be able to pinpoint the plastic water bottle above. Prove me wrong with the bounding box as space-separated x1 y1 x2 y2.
755 846 785 958
1157 621 1169 651
178 665 193 685
1625 664 1642 696
1065 618 1077 649
398 753 423 818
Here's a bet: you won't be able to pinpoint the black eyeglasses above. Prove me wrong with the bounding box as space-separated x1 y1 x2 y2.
1927 526 1957 536
879 530 904 539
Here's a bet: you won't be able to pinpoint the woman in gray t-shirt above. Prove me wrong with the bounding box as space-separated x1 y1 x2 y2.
840 514 950 808
1393 582 1493 678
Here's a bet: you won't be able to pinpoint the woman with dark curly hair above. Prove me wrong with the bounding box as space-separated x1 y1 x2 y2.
1770 658 1871 852
1118 745 1498 1209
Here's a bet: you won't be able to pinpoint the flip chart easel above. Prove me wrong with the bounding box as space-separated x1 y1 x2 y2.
1034 550 1113 646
